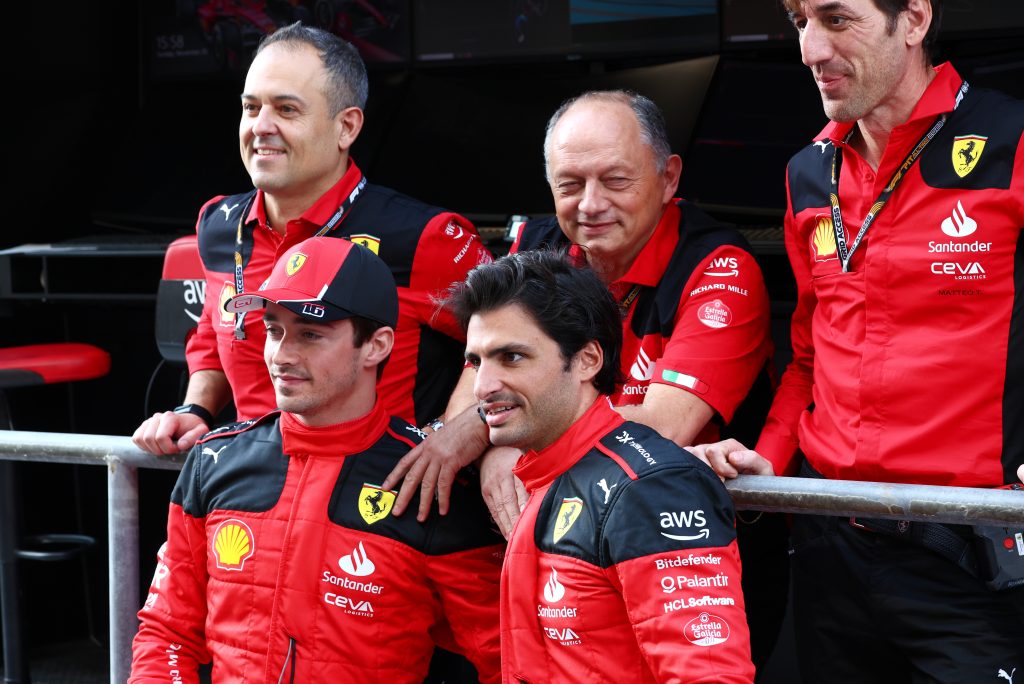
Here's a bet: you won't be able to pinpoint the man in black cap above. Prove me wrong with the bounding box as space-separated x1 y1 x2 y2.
130 236 502 684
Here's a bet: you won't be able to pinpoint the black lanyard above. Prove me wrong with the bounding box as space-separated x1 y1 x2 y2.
232 175 368 339
830 80 969 273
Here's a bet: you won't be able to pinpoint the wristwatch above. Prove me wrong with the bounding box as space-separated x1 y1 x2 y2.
173 403 215 426
426 417 445 432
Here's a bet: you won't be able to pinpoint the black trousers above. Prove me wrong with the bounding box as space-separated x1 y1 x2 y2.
790 513 1024 683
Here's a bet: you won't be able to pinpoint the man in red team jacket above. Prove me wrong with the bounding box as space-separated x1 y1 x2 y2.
129 237 502 683
693 0 1024 680
448 250 753 683
132 22 490 454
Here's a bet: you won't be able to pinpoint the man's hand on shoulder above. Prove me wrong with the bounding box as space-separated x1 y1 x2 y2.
382 405 490 522
479 446 527 539
686 438 775 480
133 411 209 455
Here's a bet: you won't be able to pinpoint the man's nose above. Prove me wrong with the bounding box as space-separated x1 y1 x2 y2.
473 360 503 402
251 105 278 137
800 20 835 68
578 181 610 216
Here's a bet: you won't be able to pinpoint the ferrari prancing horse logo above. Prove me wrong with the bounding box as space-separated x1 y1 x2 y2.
285 252 307 276
952 135 986 178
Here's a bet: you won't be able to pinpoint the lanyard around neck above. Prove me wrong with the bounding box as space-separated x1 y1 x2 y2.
829 80 969 273
232 174 368 340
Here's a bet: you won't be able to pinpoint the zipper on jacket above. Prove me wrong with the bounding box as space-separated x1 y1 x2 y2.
276 637 297 684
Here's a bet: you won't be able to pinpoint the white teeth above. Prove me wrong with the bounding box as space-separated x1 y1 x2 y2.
489 406 514 415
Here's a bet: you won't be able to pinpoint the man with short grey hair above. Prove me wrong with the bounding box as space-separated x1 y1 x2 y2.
385 88 786 669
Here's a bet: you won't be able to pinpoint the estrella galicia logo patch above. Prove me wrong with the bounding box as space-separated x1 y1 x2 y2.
285 252 307 276
553 497 583 543
349 234 381 255
684 612 731 647
212 519 255 571
952 135 986 178
359 483 396 525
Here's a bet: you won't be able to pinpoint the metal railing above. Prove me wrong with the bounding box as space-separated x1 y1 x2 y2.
0 430 1022 683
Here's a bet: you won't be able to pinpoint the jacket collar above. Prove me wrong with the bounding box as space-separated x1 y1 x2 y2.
279 395 389 458
513 397 623 492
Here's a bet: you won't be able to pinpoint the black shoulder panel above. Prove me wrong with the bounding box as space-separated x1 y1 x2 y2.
197 190 258 274
919 88 1024 191
339 183 444 288
326 425 502 553
631 201 751 339
533 421 732 567
172 413 288 517
786 141 834 217
515 217 569 253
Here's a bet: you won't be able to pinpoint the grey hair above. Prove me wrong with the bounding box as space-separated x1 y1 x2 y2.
256 22 368 116
543 90 671 182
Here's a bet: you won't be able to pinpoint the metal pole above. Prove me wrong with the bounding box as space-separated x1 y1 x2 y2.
726 474 1024 525
0 461 26 684
107 456 139 684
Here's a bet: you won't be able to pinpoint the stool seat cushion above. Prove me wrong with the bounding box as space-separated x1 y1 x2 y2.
0 343 110 387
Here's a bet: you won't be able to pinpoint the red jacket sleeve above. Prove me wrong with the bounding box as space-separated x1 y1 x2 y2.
651 245 773 422
755 168 815 475
603 470 755 684
423 544 504 684
129 502 211 683
408 212 494 341
184 196 228 376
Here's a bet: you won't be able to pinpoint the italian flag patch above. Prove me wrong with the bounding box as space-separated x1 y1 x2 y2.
661 369 708 394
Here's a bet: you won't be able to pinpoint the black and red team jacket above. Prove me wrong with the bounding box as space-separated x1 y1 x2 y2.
130 400 504 683
186 160 493 426
759 63 1024 486
513 202 774 447
501 398 754 684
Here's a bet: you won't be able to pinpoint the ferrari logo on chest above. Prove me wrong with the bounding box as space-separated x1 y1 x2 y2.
952 135 987 178
553 497 584 543
349 234 381 255
359 483 396 525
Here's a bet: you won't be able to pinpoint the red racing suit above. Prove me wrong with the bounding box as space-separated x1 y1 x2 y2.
513 201 773 445
501 398 754 683
758 63 1024 486
186 160 493 426
130 400 504 683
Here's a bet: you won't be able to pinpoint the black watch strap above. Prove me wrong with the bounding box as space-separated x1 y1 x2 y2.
173 403 215 426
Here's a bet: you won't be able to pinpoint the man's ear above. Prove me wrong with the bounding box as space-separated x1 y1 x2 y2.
574 340 604 384
363 326 394 369
337 106 364 153
662 154 682 205
903 0 933 48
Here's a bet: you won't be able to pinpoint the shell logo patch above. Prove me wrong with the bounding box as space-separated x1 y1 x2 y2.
359 483 396 525
349 234 381 255
218 282 237 325
813 215 838 262
213 519 255 571
286 252 307 276
553 497 584 543
952 135 986 178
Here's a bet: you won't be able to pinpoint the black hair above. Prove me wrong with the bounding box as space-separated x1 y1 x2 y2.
445 250 623 395
256 22 368 115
